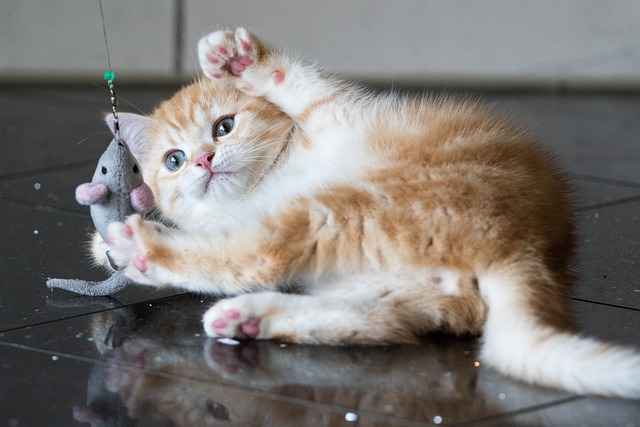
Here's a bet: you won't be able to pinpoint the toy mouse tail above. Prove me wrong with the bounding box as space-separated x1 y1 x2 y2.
46 271 130 297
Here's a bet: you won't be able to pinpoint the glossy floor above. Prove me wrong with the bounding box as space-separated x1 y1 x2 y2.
1 85 639 426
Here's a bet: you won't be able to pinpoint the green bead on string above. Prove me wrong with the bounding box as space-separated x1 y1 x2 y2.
103 70 115 81
103 69 120 135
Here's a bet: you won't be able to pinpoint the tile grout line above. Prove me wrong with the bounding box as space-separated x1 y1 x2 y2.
570 173 640 190
576 194 640 213
571 297 640 313
0 196 87 218
0 292 188 334
455 396 583 426
0 159 95 182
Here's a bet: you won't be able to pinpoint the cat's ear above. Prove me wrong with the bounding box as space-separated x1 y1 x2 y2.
104 112 154 162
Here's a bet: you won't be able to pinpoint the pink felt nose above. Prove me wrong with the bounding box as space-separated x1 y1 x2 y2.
195 152 214 171
130 183 155 214
75 182 108 206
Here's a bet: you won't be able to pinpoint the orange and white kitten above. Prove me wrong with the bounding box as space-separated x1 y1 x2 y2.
95 28 639 398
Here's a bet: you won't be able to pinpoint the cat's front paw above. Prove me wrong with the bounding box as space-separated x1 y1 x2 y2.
198 28 261 80
106 215 155 284
202 295 270 340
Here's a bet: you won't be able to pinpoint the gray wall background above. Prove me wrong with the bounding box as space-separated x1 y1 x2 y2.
2 0 640 87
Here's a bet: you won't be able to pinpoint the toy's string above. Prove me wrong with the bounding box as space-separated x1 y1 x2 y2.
97 0 112 71
97 0 120 138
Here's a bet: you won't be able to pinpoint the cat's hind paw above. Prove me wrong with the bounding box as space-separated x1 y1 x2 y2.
198 28 262 80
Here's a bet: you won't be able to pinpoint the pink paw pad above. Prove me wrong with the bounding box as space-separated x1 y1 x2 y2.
240 318 260 337
225 309 241 320
228 56 253 76
238 56 253 66
218 47 228 55
133 255 148 272
123 225 133 237
212 318 228 330
206 53 220 64
229 61 244 76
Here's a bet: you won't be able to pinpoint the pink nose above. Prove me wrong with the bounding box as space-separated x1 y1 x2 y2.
195 152 214 170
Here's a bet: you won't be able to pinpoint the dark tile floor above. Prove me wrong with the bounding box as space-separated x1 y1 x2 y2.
1 85 639 426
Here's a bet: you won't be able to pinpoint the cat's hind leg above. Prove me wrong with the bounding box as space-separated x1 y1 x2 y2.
202 270 487 345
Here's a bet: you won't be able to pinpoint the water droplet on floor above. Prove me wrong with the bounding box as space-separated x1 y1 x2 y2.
498 393 507 400
33 230 39 235
433 415 443 424
345 412 358 422
51 355 58 361
33 182 41 190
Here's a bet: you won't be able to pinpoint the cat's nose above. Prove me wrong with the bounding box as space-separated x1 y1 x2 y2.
195 152 215 171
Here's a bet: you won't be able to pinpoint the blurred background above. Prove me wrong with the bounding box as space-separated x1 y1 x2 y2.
2 0 639 89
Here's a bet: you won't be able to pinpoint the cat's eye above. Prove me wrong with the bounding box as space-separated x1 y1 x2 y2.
212 115 235 140
133 164 139 174
164 150 186 172
101 166 107 175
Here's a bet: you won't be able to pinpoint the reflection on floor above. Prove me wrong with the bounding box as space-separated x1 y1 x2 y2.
1 85 639 426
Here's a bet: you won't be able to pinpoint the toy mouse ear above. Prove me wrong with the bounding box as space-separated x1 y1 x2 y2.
104 112 154 162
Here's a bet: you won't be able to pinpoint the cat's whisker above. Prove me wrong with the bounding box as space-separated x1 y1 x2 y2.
117 95 148 115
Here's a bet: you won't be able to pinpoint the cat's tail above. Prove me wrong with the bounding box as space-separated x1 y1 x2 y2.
478 263 640 399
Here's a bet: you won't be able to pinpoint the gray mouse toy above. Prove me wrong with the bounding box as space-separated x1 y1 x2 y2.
46 136 154 296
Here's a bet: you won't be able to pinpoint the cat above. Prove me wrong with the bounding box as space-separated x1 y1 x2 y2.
91 27 640 398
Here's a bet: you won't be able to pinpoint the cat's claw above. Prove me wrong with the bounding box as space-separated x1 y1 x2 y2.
198 28 260 80
203 297 266 339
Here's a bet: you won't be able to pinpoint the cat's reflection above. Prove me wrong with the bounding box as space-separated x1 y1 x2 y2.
73 299 558 426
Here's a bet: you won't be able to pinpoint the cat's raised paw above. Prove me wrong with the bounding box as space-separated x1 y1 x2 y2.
198 28 260 80
202 297 266 339
106 221 138 268
106 214 154 283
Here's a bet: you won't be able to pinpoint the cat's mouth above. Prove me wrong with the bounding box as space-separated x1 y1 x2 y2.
203 170 234 191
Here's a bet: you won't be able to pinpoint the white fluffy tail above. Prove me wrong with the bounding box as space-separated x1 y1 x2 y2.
479 268 640 399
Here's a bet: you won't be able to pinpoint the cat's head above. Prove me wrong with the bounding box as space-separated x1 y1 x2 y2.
106 79 292 224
